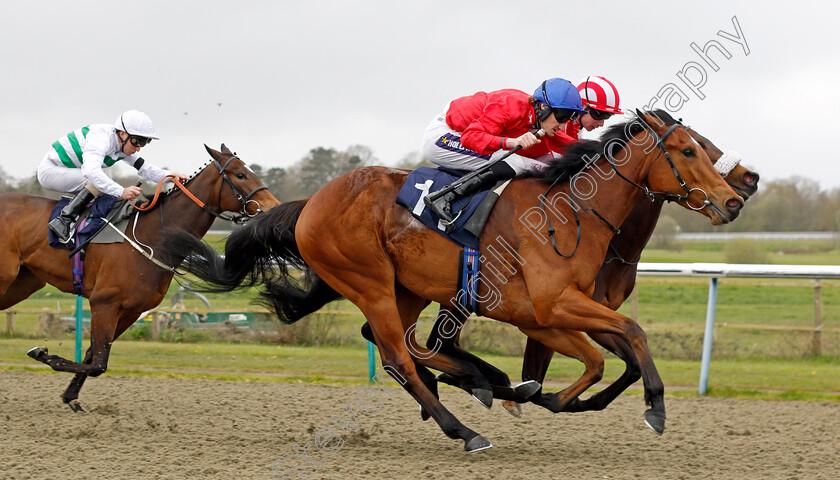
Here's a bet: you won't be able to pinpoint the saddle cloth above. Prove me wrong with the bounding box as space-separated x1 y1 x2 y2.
48 195 131 250
396 167 495 249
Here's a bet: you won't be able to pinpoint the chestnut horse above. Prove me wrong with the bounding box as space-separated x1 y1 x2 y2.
0 145 279 411
426 110 759 416
162 112 745 451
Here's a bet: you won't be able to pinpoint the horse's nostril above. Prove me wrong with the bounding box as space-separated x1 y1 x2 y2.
743 171 760 187
726 198 743 211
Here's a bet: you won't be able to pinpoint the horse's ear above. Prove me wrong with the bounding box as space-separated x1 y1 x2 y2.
634 108 647 122
634 109 656 131
205 144 220 159
220 144 233 155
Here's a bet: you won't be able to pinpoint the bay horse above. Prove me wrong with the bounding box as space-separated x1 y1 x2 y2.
426 110 760 416
161 112 745 451
0 144 279 411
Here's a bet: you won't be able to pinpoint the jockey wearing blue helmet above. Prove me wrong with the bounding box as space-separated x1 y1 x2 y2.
423 78 586 230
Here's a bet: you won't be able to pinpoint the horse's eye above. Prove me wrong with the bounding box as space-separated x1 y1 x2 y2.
682 148 695 157
235 173 247 180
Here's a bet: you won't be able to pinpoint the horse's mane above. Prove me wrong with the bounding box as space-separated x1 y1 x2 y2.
163 159 213 199
539 111 673 185
650 109 679 125
132 159 213 216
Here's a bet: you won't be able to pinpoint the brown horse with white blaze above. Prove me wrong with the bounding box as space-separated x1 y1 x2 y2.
0 145 279 411
161 112 744 451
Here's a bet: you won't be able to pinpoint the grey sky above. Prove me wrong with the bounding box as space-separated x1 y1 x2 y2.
2 1 838 189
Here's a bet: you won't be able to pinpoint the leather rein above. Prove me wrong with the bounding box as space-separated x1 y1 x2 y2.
131 155 268 224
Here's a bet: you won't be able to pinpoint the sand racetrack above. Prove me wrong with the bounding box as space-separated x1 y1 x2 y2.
1 369 838 480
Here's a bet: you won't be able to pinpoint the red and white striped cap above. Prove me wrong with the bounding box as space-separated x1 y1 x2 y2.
576 76 623 115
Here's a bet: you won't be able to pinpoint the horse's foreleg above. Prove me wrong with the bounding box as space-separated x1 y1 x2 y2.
517 328 605 413
27 305 117 378
61 347 93 412
59 313 137 412
499 337 555 415
567 332 641 412
538 289 665 434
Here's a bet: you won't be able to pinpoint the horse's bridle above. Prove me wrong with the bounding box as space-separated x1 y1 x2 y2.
539 115 713 258
610 116 711 211
132 155 269 225
208 155 269 224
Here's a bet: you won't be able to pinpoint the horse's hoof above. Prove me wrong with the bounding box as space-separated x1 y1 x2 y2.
65 399 86 413
464 434 493 453
471 388 493 409
435 372 459 388
513 380 541 400
26 346 48 362
501 400 523 418
644 409 666 436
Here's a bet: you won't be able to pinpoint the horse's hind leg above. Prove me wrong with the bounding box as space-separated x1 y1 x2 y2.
427 306 514 387
61 347 93 412
405 326 495 408
0 266 46 310
373 319 491 452
324 270 489 450
362 321 440 416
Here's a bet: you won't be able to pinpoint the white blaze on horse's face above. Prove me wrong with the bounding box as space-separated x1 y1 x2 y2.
243 164 255 175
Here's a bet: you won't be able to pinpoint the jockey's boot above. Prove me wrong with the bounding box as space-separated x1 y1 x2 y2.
424 162 515 233
48 189 96 244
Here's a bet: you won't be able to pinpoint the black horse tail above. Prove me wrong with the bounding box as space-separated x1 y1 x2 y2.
160 199 344 324
160 199 310 292
258 269 344 324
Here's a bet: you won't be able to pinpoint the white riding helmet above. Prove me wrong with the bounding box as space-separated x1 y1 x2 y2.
115 110 159 139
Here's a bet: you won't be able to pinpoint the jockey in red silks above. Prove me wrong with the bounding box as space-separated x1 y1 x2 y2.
423 78 586 230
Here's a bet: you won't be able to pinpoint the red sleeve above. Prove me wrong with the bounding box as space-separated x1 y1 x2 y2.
459 105 510 155
459 90 532 156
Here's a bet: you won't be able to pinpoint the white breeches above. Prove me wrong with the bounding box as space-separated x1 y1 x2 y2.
421 115 552 175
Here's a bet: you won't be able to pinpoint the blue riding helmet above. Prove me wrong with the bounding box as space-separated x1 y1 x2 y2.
533 78 587 114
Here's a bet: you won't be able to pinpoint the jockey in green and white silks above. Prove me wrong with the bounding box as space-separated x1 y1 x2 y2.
38 110 187 243
38 112 172 197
